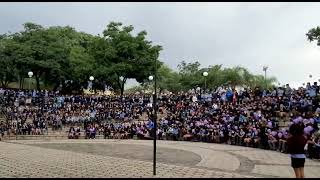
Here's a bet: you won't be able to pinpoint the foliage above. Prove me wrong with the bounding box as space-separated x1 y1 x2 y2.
0 21 278 94
306 26 320 46
0 22 162 94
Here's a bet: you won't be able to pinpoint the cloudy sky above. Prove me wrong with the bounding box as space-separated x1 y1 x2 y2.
1 2 320 88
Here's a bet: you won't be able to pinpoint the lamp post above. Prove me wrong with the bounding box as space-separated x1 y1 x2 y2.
28 71 33 90
119 76 124 97
263 66 268 90
202 71 208 93
89 76 94 92
148 60 158 176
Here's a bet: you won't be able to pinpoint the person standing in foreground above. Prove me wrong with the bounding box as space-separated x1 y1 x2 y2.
287 122 307 178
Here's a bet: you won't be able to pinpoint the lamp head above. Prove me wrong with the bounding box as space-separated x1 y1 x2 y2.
263 66 268 71
28 71 33 78
203 71 208 77
89 76 94 81
148 75 154 81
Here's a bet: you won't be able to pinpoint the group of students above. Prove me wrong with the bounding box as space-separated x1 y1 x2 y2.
0 88 153 137
1 83 320 177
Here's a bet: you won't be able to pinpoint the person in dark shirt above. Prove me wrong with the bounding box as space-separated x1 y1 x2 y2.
287 122 307 178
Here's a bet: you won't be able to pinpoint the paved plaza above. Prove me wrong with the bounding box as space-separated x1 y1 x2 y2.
0 139 320 178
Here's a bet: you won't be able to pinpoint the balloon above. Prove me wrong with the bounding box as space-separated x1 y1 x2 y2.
271 131 277 136
267 129 272 133
288 122 293 127
304 127 310 135
234 126 238 130
310 119 314 124
307 126 313 131
281 128 286 132
278 133 283 138
303 119 309 125
253 128 257 131
293 118 300 124
267 122 273 128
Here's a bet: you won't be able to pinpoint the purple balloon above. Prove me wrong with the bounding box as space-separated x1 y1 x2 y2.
288 122 293 127
293 118 300 124
281 128 286 132
267 122 273 128
271 131 277 136
303 119 310 125
278 133 283 138
307 126 313 131
310 119 314 124
267 129 272 133
304 127 310 135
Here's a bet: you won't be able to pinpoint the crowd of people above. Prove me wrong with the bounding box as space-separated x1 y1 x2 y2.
1 82 320 159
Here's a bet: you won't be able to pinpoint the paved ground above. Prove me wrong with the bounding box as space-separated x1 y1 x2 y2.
1 139 320 178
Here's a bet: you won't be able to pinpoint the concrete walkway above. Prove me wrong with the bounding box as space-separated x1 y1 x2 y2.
1 139 319 178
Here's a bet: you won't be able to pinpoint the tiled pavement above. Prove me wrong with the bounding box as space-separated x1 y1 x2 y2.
1 139 320 178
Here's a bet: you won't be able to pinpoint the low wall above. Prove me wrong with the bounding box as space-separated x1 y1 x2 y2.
1 135 106 141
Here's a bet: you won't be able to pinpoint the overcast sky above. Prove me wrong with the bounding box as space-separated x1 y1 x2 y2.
1 2 320 88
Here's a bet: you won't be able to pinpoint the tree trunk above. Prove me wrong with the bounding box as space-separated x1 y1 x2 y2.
35 76 40 91
19 76 23 89
4 81 9 88
120 86 124 96
22 78 25 89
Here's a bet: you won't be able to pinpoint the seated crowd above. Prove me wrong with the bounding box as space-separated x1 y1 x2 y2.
0 82 320 159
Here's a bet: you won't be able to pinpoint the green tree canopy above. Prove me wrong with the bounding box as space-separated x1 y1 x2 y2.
307 26 320 46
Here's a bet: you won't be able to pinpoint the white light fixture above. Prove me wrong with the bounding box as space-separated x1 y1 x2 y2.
202 71 208 77
148 75 154 81
263 66 268 71
28 71 33 78
89 76 94 81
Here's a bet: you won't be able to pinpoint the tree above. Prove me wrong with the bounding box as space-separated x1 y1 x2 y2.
178 61 202 90
144 64 183 93
11 23 78 91
249 75 277 90
101 22 162 95
306 26 320 46
0 35 19 87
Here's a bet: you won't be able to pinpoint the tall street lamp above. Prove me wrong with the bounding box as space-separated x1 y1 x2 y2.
202 71 208 93
28 71 33 90
89 76 94 92
263 66 268 90
119 76 124 97
148 60 158 176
